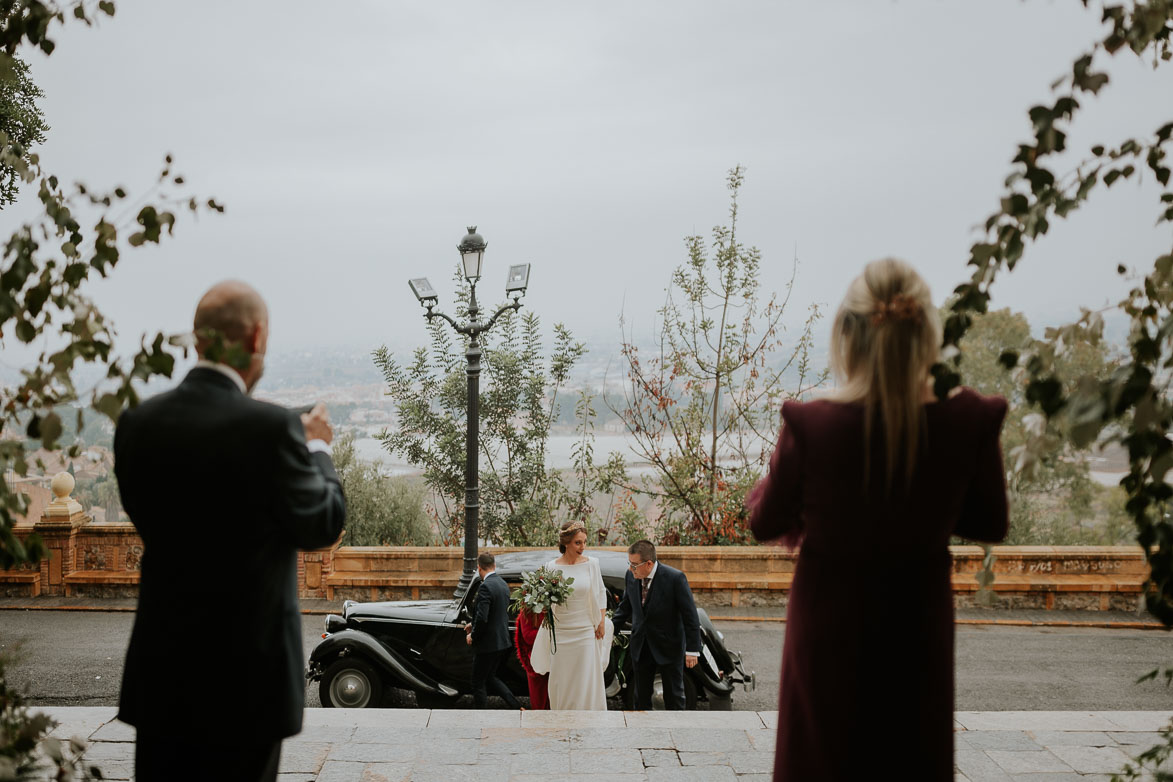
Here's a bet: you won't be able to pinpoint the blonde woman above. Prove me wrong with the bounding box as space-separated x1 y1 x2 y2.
747 259 1009 780
528 520 613 709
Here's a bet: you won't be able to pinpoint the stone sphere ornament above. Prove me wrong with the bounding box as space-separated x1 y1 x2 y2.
51 471 76 501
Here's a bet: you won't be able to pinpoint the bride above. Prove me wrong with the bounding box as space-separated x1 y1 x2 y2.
528 520 614 709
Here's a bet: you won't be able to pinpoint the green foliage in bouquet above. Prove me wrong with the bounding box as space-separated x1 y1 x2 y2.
509 565 574 652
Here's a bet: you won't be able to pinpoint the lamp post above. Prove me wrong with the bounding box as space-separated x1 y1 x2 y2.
409 226 531 596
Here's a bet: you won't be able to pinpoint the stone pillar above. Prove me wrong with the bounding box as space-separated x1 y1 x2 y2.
33 472 90 596
299 537 342 599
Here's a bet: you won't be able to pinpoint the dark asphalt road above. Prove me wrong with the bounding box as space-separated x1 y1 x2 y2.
2 611 1171 711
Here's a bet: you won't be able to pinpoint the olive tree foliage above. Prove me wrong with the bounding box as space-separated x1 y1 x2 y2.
0 54 47 208
609 166 827 545
0 2 222 777
374 272 590 546
331 433 432 546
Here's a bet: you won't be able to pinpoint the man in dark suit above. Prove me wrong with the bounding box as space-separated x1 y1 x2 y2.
611 539 701 710
113 281 346 782
464 552 521 709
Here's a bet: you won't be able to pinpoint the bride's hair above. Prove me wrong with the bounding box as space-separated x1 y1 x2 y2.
558 519 587 553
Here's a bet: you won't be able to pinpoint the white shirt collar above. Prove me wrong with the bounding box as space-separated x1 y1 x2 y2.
195 360 247 394
646 561 659 580
483 570 497 579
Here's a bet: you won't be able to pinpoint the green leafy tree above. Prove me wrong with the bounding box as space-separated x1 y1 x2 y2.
610 166 826 545
332 433 432 546
0 54 47 208
374 276 587 546
956 308 1127 544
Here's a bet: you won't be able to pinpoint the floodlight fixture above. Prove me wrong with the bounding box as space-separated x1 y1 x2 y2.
457 226 486 281
409 277 438 304
505 263 530 295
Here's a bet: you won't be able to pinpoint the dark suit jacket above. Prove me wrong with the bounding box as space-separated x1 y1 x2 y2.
611 563 701 666
470 572 512 653
113 367 346 740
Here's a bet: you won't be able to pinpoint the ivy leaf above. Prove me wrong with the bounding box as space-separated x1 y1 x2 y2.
39 412 63 449
95 393 123 423
14 320 35 343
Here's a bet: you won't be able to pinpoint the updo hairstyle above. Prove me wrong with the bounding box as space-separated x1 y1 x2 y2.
558 519 587 553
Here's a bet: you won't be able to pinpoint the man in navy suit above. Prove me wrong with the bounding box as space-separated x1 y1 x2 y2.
464 552 522 709
114 281 346 781
612 539 701 710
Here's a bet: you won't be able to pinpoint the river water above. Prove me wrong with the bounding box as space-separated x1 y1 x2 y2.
352 432 660 476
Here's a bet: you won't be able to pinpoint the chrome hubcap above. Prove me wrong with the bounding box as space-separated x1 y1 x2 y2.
330 669 371 708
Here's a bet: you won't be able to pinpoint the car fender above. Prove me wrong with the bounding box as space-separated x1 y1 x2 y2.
685 628 731 698
312 630 459 698
689 639 735 697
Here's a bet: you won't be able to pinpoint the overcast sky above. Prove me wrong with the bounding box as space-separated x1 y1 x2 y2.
8 1 1173 367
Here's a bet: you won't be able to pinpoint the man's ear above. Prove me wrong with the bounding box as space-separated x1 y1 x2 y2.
244 321 265 354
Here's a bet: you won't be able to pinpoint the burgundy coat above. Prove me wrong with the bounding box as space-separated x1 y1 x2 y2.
747 388 1009 781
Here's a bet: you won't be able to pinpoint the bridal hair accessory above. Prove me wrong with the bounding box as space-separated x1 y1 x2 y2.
561 519 586 533
870 293 922 326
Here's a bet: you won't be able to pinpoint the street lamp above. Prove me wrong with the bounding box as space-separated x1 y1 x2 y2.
409 226 531 596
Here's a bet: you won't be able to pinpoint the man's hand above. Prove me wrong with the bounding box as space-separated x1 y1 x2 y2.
464 622 472 645
685 655 699 669
465 634 472 646
301 403 334 445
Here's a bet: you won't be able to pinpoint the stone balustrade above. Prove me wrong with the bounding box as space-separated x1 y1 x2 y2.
0 474 1151 610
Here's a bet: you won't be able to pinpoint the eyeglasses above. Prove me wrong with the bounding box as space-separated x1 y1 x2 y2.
628 560 649 570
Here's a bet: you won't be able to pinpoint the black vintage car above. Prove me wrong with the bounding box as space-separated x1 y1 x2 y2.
306 549 755 710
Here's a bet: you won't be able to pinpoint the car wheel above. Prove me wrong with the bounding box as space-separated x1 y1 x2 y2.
320 658 382 709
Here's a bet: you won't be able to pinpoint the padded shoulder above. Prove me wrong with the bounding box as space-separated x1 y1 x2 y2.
947 387 1008 437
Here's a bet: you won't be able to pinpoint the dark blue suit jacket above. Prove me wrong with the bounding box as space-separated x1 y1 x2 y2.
611 562 702 665
114 368 346 740
471 572 512 653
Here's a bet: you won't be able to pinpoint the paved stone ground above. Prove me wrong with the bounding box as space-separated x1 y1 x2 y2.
31 707 1173 780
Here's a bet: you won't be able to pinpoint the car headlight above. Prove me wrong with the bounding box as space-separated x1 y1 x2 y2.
324 614 347 635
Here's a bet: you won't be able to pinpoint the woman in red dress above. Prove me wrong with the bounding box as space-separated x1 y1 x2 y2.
515 603 549 710
747 258 1009 780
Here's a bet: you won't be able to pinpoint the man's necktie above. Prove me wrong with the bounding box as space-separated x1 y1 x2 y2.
640 577 649 606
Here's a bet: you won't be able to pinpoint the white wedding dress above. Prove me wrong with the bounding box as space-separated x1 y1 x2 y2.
528 556 614 710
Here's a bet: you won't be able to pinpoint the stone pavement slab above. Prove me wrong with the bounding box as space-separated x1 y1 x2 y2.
21 707 1172 781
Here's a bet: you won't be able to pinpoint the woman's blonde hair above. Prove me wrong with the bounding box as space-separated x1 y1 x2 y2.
829 258 941 489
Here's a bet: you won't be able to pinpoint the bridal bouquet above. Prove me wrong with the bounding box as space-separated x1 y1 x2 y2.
510 565 574 652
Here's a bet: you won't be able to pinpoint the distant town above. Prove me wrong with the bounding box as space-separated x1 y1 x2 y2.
2 340 647 526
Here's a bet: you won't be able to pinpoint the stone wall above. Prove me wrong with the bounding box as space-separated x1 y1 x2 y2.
0 482 1151 609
